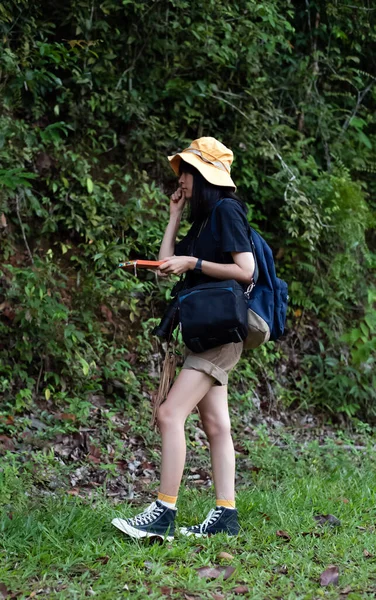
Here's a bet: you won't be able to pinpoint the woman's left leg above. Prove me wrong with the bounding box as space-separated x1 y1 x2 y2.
179 385 240 537
197 384 235 503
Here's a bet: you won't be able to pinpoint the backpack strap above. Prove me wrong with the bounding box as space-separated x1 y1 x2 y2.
210 198 259 284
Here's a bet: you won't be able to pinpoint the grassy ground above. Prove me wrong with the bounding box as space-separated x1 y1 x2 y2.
1 430 376 600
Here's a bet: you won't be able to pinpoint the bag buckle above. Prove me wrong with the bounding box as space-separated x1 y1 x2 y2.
244 281 255 299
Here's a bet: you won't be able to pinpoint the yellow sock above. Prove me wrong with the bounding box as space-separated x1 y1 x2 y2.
216 499 236 509
157 492 177 508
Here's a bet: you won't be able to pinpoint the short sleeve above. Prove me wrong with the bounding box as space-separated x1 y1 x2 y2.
216 199 252 254
175 234 191 256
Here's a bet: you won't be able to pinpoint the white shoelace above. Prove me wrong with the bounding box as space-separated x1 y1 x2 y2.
198 508 223 534
128 502 164 526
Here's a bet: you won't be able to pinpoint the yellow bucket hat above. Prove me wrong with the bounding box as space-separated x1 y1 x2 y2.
168 137 236 189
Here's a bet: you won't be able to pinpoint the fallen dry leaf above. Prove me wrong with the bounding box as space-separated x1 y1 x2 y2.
314 514 341 527
320 565 339 586
273 564 288 574
259 512 270 521
233 585 249 594
337 497 349 504
0 303 15 321
160 588 184 597
56 413 77 421
0 415 14 425
0 583 10 600
276 530 291 540
160 587 173 597
340 585 352 595
95 556 109 565
67 488 80 496
88 454 101 464
100 304 114 323
363 549 374 558
0 435 15 453
196 565 235 580
217 551 234 560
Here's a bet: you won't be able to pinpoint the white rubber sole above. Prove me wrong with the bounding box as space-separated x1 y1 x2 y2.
179 527 237 537
111 518 174 541
179 528 206 538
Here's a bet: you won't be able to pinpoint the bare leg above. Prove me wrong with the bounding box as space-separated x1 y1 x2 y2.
157 368 214 496
198 385 235 502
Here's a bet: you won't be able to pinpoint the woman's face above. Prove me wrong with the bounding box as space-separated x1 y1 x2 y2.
178 171 193 200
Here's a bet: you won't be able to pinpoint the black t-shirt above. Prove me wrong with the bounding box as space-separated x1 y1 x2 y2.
175 198 252 289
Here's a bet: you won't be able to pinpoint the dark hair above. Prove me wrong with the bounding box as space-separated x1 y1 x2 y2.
179 160 246 223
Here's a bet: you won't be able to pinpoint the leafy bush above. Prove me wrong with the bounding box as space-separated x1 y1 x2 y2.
0 0 375 419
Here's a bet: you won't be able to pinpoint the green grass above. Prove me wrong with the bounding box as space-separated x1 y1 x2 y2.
1 434 376 599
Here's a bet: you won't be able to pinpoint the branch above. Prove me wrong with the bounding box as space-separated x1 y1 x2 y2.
298 3 320 131
305 0 313 41
338 4 376 10
267 140 296 183
15 191 34 264
209 94 251 121
341 82 374 135
115 40 148 90
34 357 44 399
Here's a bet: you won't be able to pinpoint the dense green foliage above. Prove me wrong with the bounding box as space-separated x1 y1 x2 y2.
0 0 375 419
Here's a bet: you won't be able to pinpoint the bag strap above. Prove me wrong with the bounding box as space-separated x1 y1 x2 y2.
190 216 208 257
210 198 259 284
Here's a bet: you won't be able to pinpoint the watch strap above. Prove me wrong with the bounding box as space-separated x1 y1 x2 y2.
194 258 203 273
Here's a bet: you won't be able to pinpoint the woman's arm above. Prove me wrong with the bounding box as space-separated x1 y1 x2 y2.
158 189 186 260
202 251 255 283
159 252 255 284
158 214 182 260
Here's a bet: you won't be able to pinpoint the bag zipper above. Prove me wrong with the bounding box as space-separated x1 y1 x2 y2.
179 286 235 303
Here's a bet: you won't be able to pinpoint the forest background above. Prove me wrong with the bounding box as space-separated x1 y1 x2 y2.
0 0 376 437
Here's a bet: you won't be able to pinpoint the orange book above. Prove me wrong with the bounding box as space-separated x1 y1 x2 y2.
118 259 164 270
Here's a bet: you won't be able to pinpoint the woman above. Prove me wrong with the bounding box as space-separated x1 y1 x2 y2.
112 137 255 540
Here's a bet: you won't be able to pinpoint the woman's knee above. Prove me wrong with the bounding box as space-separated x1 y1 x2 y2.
202 414 231 440
157 402 171 429
157 401 184 430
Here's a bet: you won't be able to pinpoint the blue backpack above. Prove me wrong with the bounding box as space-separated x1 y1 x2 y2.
211 199 288 349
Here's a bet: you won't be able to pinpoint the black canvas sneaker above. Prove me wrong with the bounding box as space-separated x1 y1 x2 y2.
179 506 239 537
112 500 176 541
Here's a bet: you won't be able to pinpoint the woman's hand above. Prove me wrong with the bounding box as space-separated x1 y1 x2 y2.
158 256 194 276
169 187 186 217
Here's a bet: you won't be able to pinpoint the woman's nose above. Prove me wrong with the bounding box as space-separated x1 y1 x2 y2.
178 174 184 185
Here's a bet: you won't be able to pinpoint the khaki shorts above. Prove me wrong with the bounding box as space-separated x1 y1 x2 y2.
182 342 243 386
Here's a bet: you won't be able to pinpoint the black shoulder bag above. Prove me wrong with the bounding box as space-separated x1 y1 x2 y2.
177 217 248 353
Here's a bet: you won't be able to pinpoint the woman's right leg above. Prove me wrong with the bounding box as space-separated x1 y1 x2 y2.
157 368 214 497
112 368 213 540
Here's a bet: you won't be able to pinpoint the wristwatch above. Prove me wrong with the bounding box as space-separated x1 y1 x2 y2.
193 258 203 273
